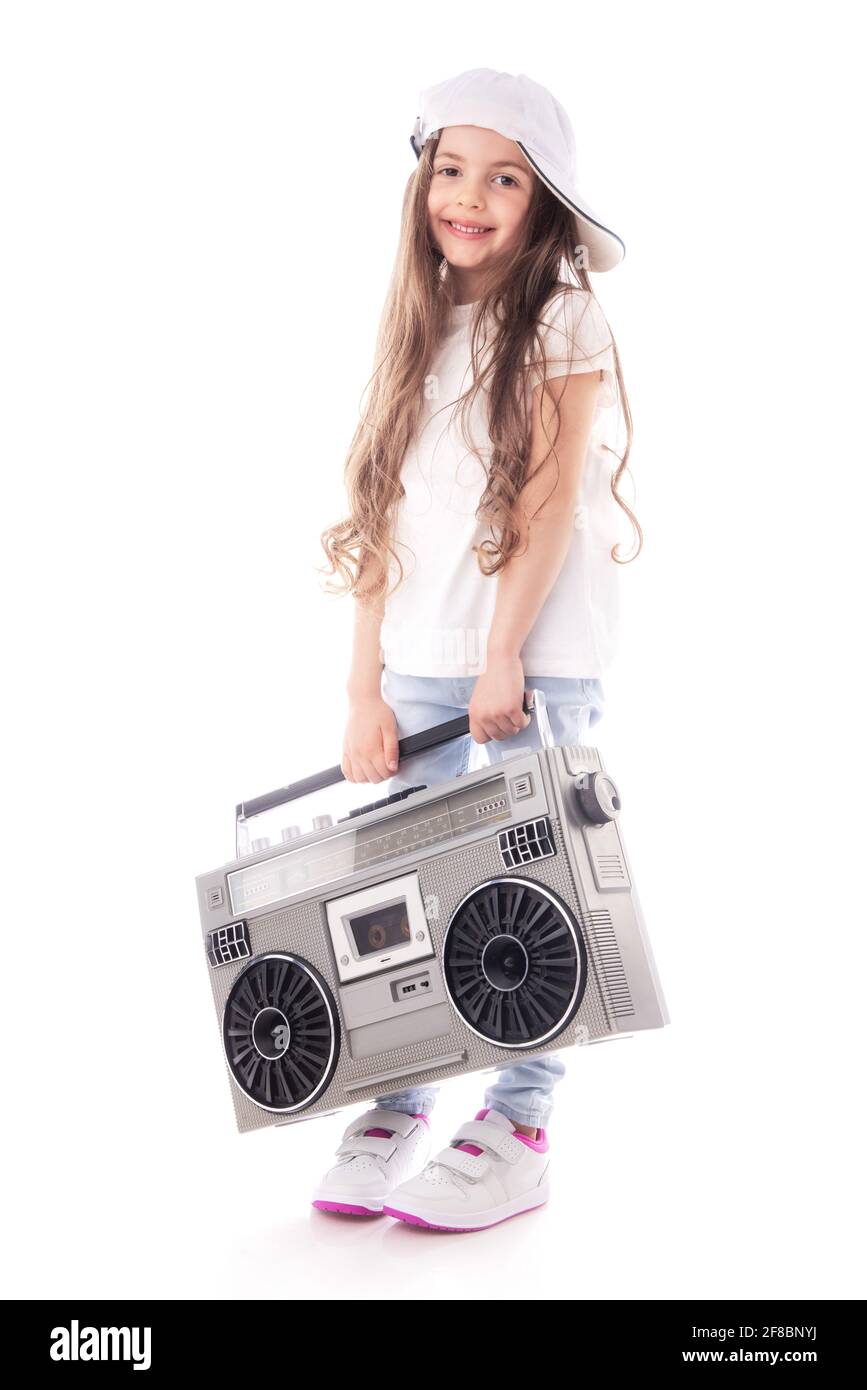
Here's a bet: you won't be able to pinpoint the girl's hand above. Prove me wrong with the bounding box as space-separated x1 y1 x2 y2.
341 695 401 783
469 653 532 744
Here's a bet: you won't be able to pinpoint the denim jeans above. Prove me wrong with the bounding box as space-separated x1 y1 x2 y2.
371 667 605 1130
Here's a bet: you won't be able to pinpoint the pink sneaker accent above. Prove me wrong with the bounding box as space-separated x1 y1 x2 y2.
312 1200 380 1216
454 1106 549 1154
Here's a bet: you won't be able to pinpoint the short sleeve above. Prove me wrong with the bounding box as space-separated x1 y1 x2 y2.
527 287 617 408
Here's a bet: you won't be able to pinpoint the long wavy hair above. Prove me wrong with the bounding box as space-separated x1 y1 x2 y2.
319 131 641 606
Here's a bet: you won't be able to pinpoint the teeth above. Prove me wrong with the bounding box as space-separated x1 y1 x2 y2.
449 221 491 234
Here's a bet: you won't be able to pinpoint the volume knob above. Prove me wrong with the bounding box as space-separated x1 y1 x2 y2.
574 771 621 824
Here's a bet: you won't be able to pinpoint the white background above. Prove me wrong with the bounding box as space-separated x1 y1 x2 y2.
1 0 864 1300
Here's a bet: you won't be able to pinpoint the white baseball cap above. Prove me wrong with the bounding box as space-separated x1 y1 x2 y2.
410 67 625 272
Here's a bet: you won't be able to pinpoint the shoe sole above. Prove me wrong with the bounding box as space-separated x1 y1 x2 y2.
312 1198 384 1216
382 1183 550 1232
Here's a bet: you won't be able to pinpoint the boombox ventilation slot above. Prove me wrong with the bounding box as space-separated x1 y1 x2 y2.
498 816 555 869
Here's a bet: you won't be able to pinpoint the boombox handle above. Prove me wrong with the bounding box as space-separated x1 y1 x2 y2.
235 686 552 830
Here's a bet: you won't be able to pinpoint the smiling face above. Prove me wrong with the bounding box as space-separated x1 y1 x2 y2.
427 125 535 302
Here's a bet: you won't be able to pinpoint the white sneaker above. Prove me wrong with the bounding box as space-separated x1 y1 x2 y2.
311 1107 432 1216
382 1107 550 1231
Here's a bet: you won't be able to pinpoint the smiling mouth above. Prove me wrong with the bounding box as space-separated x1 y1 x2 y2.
443 219 495 238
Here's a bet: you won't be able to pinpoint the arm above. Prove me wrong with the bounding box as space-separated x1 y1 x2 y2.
489 368 601 656
346 583 386 700
342 550 400 781
469 369 602 743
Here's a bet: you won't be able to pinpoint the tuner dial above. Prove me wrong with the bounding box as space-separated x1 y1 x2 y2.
574 771 621 824
313 814 333 830
281 825 302 841
250 836 271 852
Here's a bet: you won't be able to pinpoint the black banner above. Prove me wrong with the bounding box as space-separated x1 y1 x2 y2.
2 1299 864 1374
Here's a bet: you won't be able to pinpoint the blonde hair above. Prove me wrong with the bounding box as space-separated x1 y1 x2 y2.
319 133 641 605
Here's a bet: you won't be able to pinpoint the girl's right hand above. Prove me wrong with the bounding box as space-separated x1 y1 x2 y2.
341 695 400 783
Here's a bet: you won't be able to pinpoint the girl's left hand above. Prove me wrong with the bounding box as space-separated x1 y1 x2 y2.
469 652 532 744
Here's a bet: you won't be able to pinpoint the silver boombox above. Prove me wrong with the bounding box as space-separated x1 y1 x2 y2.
195 690 669 1134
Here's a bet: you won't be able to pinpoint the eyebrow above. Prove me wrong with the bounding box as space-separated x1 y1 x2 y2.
434 152 527 173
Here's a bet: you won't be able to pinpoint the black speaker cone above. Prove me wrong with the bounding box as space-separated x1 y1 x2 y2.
252 1006 290 1060
481 933 529 990
223 953 339 1112
443 877 586 1047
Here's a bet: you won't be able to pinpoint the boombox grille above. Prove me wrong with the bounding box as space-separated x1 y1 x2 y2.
443 877 586 1046
222 953 340 1113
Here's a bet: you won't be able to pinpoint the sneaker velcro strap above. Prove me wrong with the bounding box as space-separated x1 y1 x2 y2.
432 1146 489 1182
449 1121 525 1163
341 1109 420 1143
335 1135 398 1161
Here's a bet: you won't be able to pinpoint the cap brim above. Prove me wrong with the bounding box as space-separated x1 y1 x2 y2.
515 141 625 272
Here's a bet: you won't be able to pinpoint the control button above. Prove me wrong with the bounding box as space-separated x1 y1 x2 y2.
510 773 534 800
281 825 302 841
313 814 333 830
338 784 428 822
250 837 270 852
574 771 621 824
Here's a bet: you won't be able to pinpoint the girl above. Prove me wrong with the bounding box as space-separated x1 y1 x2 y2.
314 68 640 1231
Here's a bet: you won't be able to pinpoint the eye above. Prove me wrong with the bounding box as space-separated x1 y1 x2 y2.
434 167 518 188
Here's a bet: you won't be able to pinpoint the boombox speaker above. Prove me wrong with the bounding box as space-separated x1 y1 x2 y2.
196 690 669 1133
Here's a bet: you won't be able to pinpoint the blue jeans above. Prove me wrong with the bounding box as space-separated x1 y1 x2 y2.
371 667 605 1130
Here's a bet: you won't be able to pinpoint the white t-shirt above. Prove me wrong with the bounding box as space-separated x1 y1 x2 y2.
378 286 623 679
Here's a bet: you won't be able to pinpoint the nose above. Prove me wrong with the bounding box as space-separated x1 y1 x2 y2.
456 172 485 210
